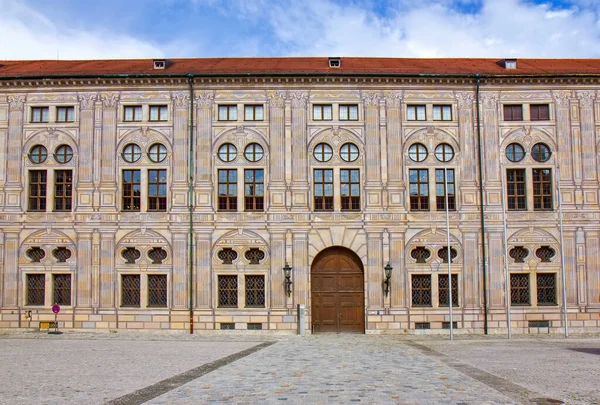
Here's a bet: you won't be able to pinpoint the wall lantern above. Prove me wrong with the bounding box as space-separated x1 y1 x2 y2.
283 263 293 297
384 262 393 297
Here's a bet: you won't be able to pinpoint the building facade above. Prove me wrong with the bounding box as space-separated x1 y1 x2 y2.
0 57 599 334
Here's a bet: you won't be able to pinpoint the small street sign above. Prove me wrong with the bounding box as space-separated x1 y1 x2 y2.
52 304 60 314
49 304 62 335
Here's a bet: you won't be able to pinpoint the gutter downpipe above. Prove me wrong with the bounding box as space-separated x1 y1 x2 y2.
188 75 195 334
475 75 489 334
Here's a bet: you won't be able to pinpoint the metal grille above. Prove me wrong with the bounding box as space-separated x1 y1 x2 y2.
412 275 432 306
53 247 71 262
27 247 45 262
53 274 71 305
509 246 528 263
122 247 141 264
536 246 555 263
245 275 265 307
415 322 430 330
220 323 235 330
411 247 430 263
437 247 458 263
148 275 167 307
218 275 238 308
121 275 140 307
247 323 263 330
510 273 530 305
148 247 167 264
218 248 237 264
529 320 550 328
27 274 45 305
537 273 557 305
438 274 459 307
442 322 458 329
245 248 265 265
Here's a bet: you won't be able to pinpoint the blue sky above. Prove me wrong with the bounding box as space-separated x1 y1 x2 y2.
1 0 599 59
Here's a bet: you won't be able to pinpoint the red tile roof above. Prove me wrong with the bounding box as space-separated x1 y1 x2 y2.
1 57 600 78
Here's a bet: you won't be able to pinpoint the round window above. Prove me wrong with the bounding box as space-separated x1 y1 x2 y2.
531 143 551 162
434 143 454 162
314 143 333 162
408 143 428 162
218 143 237 162
340 143 359 162
122 143 141 163
54 144 73 164
148 143 167 163
506 143 525 162
244 143 264 162
29 145 48 164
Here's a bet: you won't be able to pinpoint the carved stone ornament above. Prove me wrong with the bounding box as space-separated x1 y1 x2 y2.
100 92 120 108
194 90 214 108
171 91 190 108
8 95 25 111
289 91 308 108
480 92 498 109
552 90 571 108
455 91 475 109
361 91 381 107
268 90 286 108
384 90 403 108
576 90 595 108
78 92 97 110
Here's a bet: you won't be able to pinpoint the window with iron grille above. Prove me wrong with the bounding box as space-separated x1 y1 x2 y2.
415 322 430 329
121 275 140 307
122 247 141 264
27 274 45 305
433 105 452 121
506 169 526 210
535 246 555 262
218 248 238 264
435 169 455 211
407 105 426 121
244 169 264 211
314 169 334 211
438 274 459 307
148 169 167 211
53 247 71 262
537 273 556 305
53 274 71 306
54 170 73 212
218 169 237 211
529 320 550 328
509 246 529 263
148 274 167 307
313 104 332 120
122 170 141 211
56 106 75 122
244 105 264 121
503 105 523 121
245 248 265 264
442 322 458 329
437 247 458 263
339 104 358 121
530 104 549 121
412 275 432 307
533 168 552 211
245 275 265 308
124 105 142 122
247 323 263 330
510 273 530 305
220 323 235 330
411 247 430 263
149 105 168 121
341 169 360 210
148 247 167 264
218 275 238 308
409 169 429 211
28 170 47 211
218 105 237 121
26 247 45 262
31 106 49 123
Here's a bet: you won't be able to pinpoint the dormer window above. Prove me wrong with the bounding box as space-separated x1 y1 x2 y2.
153 60 166 70
328 57 341 68
503 59 517 69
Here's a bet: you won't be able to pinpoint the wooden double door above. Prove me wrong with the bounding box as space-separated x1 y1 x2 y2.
311 247 365 333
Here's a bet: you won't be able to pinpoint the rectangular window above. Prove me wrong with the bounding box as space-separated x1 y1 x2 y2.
122 170 141 211
148 275 168 307
218 169 238 211
411 275 432 307
54 170 73 212
124 105 143 122
53 274 71 306
433 105 452 121
339 104 358 121
506 169 526 210
121 275 141 307
530 104 550 121
314 169 334 211
407 105 426 121
438 274 459 307
28 170 47 212
537 273 557 305
244 105 264 121
245 275 265 308
435 169 455 211
244 169 264 211
148 169 167 211
218 275 238 308
31 107 49 123
533 168 552 211
56 106 75 122
27 274 45 306
218 105 237 121
340 169 360 210
149 105 168 121
510 273 530 305
313 104 333 121
409 169 429 211
503 104 523 121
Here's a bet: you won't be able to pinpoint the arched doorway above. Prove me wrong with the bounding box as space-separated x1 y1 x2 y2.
311 247 365 333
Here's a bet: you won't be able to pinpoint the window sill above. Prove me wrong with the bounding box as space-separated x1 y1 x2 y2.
120 305 141 308
411 305 433 308
511 304 531 307
537 303 558 306
217 306 238 309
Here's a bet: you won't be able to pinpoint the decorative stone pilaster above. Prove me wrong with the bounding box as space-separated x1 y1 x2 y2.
576 228 587 307
576 91 598 208
171 91 190 212
171 232 188 309
194 231 212 308
99 231 116 308
99 92 119 211
270 231 287 308
366 231 384 309
76 92 97 211
389 231 406 308
194 90 214 211
4 95 25 211
76 231 93 307
455 91 479 210
289 91 309 210
385 91 405 210
552 91 574 182
292 231 309 307
362 91 383 210
480 92 502 208
584 229 600 307
461 231 480 309
487 231 505 308
2 232 18 307
268 90 287 210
